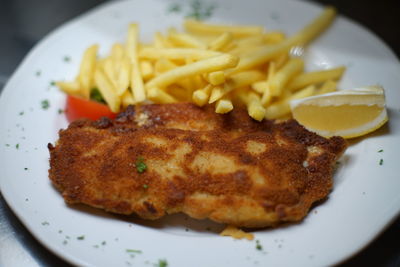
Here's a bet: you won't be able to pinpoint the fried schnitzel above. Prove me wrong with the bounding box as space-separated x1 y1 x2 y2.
48 103 346 228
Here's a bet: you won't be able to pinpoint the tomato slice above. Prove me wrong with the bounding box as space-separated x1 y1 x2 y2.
65 95 116 122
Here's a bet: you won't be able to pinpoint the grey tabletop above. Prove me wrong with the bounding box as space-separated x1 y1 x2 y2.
1 0 399 266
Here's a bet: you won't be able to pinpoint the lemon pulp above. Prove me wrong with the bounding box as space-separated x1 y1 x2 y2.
293 104 383 132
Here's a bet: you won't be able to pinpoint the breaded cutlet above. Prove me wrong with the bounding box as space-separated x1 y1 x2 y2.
48 103 346 227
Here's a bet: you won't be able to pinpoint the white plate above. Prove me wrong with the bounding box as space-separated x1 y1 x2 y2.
1 0 400 266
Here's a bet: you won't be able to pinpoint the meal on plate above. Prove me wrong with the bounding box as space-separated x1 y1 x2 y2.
49 6 387 230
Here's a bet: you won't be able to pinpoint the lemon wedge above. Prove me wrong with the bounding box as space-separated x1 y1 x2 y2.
290 86 388 138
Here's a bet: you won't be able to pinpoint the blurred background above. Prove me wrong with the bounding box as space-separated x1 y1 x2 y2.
0 0 399 266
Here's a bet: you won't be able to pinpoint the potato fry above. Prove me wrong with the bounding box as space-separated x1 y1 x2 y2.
208 71 225 85
166 84 192 101
226 42 291 75
147 87 178 104
265 85 316 119
78 44 98 98
288 7 336 46
154 58 178 74
140 47 221 60
184 19 264 38
317 79 337 94
215 97 234 114
140 60 154 81
269 58 304 97
116 57 131 96
169 32 206 49
273 53 289 70
121 90 135 107
209 70 265 103
236 35 265 47
192 84 213 106
263 32 286 44
56 80 81 96
146 54 239 89
126 23 146 103
111 43 125 59
254 62 276 105
208 32 233 51
288 66 345 91
251 81 267 95
238 90 266 121
94 68 120 112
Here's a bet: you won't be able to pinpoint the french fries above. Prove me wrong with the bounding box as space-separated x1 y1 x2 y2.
57 6 345 121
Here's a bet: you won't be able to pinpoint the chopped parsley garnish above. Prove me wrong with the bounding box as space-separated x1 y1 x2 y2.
19 111 24 116
158 259 168 267
90 88 106 104
63 56 71 62
41 221 50 226
24 167 28 170
378 149 384 153
93 245 99 248
58 108 64 114
5 144 10 147
102 241 106 245
77 235 85 240
143 184 149 189
63 240 68 245
58 230 63 234
168 3 181 13
16 144 19 149
255 240 262 250
186 0 216 20
126 249 142 254
50 81 56 86
41 99 50 110
136 156 147 173
35 70 41 77
379 159 384 165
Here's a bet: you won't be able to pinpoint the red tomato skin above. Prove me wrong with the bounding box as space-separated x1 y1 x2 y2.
65 95 116 122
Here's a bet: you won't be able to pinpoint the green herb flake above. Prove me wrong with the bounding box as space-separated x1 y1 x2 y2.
126 249 142 254
58 230 63 234
379 159 384 165
35 70 41 77
41 99 50 110
93 245 99 248
90 88 107 104
24 167 28 171
5 144 10 147
136 156 147 173
143 184 149 189
256 240 262 251
186 0 216 20
58 108 64 114
41 221 50 226
50 81 56 86
63 56 71 62
158 259 168 267
102 241 106 245
63 240 68 245
77 235 85 240
19 111 24 116
168 3 181 13
16 144 20 149
378 149 384 153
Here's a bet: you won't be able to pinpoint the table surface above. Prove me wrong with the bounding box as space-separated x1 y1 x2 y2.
1 0 399 266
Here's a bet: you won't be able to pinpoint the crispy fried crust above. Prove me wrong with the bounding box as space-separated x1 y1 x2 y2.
48 103 346 228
